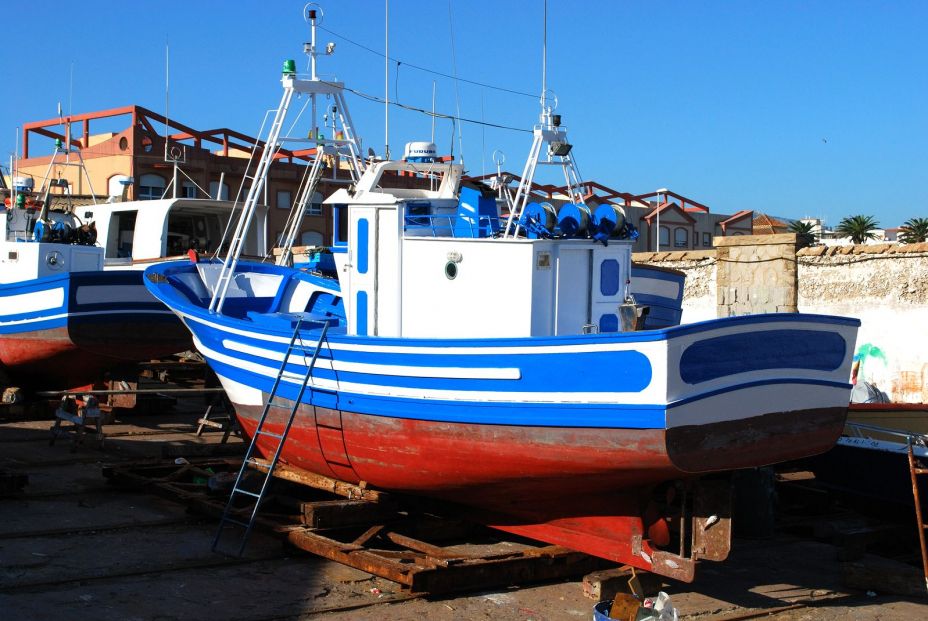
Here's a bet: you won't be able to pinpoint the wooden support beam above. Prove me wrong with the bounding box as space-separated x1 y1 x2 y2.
302 498 397 528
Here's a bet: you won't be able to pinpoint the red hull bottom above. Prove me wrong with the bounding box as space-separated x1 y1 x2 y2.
0 320 191 390
232 399 844 581
232 402 713 579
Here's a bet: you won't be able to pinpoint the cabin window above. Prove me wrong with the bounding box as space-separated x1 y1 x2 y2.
333 204 348 246
659 226 670 247
703 232 711 246
138 174 165 201
674 227 688 248
209 180 229 200
166 208 224 255
106 210 138 258
277 190 291 210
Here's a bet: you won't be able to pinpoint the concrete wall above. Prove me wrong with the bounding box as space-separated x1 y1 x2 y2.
634 240 928 403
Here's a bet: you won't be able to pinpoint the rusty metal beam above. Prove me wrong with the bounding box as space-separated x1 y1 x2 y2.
250 458 384 502
286 527 416 586
22 105 138 131
408 548 601 594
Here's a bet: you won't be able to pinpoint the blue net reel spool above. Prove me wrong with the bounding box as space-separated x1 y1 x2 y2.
520 201 558 238
557 202 591 237
591 203 627 239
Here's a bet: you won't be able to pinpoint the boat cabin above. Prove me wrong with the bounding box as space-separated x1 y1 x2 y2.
325 160 633 339
84 199 268 265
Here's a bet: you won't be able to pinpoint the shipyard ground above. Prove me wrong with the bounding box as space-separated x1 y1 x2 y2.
1 407 926 621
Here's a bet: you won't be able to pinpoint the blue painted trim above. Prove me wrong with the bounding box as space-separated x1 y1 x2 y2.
203 354 666 428
600 259 620 296
356 290 368 336
599 313 619 333
357 218 369 274
0 269 173 336
680 329 847 384
668 378 852 408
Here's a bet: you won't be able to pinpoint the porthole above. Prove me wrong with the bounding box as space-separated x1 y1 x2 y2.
45 251 64 270
118 137 129 151
444 261 458 280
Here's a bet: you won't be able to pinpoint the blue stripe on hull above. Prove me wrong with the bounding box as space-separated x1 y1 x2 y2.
680 329 846 384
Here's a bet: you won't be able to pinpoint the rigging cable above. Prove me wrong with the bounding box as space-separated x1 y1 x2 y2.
317 24 537 100
332 82 531 134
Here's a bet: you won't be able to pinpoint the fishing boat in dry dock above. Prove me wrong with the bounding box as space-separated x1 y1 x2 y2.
143 10 860 581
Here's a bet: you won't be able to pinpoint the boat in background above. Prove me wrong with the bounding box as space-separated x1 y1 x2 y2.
629 263 685 329
806 422 928 512
143 11 860 582
0 149 267 390
847 402 928 438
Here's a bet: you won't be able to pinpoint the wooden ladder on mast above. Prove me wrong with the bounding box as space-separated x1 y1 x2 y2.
212 317 330 556
908 438 928 593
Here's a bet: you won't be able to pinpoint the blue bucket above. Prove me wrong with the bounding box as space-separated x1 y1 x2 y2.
593 600 615 621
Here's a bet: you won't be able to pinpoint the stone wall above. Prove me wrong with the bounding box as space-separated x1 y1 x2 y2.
797 243 928 403
633 241 928 403
715 234 799 316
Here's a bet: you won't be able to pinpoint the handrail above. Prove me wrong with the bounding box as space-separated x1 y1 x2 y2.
402 214 498 238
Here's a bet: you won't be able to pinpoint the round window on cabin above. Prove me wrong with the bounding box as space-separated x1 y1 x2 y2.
444 261 458 280
118 137 129 151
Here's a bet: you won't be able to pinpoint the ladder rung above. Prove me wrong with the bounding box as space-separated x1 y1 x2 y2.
220 517 250 528
266 402 289 410
913 468 928 475
256 430 284 439
232 488 261 499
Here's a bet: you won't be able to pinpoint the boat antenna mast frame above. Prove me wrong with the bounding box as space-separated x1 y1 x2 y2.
209 4 364 312
503 92 586 238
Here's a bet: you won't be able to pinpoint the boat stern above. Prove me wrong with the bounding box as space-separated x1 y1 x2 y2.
662 313 860 473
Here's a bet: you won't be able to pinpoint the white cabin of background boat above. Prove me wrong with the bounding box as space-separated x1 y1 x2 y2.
325 160 634 339
85 199 269 267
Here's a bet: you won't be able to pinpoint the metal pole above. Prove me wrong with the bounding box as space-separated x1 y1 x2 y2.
542 0 546 105
656 192 661 252
216 172 225 199
384 0 389 160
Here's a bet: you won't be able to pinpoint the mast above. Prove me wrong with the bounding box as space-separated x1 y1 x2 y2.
502 0 585 238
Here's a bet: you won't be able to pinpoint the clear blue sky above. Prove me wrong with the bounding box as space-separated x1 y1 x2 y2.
3 1 925 228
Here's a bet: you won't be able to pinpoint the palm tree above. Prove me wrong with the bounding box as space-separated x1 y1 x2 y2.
836 215 879 245
898 217 928 244
788 220 817 248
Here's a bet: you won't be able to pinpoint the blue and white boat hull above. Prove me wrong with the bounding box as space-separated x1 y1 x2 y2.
0 270 191 388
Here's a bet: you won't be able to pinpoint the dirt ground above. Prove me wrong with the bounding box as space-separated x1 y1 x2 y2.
1 408 926 621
